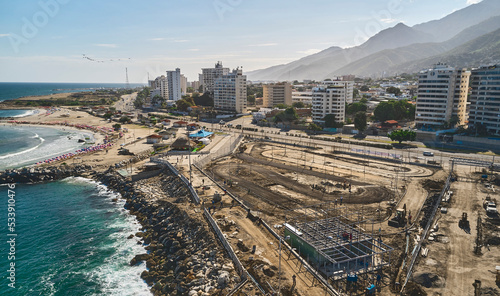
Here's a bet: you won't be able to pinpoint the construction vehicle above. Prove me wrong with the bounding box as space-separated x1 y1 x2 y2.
388 204 407 227
459 212 470 229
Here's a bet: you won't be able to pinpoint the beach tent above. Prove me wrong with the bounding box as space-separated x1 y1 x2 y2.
199 137 211 145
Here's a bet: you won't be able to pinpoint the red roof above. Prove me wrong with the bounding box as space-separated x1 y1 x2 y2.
147 134 163 138
161 119 171 122
384 120 398 124
187 123 199 126
174 121 188 124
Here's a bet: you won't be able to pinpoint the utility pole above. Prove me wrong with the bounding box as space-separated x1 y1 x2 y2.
186 131 192 184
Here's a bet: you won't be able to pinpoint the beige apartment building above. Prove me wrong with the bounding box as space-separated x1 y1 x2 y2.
262 82 292 107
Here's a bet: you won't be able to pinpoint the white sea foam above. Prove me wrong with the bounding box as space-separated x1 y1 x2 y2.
0 132 44 160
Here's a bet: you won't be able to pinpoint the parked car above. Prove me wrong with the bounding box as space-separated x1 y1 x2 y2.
486 201 498 214
423 151 434 156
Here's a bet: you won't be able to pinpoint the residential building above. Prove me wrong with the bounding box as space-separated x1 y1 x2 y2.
324 80 354 104
149 75 168 99
166 68 182 101
468 64 500 135
415 63 470 128
311 84 348 124
292 91 313 105
214 68 247 113
202 61 230 95
180 74 188 95
263 82 292 107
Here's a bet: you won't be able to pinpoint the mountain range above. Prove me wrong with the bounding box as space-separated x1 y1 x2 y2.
247 0 500 81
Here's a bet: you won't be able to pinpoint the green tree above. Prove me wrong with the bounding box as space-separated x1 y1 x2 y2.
373 101 395 121
360 85 370 91
112 123 121 131
388 129 416 144
353 88 359 98
346 102 367 115
176 99 194 111
119 116 131 123
151 94 163 106
323 114 343 128
354 111 367 133
386 86 402 96
292 101 305 108
103 112 113 120
275 103 289 109
308 123 323 131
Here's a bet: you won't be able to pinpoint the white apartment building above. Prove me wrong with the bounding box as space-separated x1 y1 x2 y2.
292 91 313 105
214 68 247 114
468 64 500 135
149 75 168 99
263 82 292 107
202 61 230 95
324 80 354 104
415 63 470 128
166 68 182 101
311 85 348 123
180 74 188 95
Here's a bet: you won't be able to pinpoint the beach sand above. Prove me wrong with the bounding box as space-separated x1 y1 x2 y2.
10 107 159 170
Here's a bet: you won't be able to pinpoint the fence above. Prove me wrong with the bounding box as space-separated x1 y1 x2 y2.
195 163 339 296
401 174 452 292
150 156 200 204
194 134 243 168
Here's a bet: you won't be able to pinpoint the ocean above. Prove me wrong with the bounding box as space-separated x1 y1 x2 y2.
0 178 150 296
0 83 150 295
0 82 145 102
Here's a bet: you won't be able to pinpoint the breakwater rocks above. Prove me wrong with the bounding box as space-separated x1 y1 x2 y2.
96 169 239 295
0 164 93 184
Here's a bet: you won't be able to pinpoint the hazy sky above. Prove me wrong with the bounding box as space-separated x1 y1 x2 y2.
0 0 482 83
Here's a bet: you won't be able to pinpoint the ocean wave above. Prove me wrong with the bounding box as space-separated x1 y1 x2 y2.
0 132 44 160
12 109 38 118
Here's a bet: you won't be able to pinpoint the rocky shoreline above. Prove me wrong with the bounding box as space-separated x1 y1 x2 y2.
97 168 239 295
0 164 240 295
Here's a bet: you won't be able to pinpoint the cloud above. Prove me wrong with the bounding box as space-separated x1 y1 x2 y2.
188 49 200 51
173 39 188 43
249 43 278 47
381 18 397 24
0 34 10 37
466 0 481 4
297 49 321 55
95 44 117 48
150 37 165 41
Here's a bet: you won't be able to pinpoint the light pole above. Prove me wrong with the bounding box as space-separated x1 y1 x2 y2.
278 235 290 295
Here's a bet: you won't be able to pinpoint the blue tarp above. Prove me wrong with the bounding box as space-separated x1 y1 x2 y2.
189 129 213 138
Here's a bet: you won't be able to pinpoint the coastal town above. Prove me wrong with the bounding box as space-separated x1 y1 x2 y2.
2 1 500 296
1 56 500 296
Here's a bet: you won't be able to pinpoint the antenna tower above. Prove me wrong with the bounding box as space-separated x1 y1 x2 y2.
125 67 130 89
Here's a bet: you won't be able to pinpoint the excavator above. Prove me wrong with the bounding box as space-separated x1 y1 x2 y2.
388 204 407 227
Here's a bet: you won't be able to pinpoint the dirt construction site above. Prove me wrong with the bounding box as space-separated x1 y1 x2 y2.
176 136 500 296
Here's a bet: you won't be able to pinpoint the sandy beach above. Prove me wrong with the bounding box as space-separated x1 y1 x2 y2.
4 107 158 170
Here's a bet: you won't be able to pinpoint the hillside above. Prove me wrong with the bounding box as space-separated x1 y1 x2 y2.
247 0 500 81
327 15 500 77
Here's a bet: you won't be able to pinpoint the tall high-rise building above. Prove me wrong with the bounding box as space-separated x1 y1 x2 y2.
468 64 500 135
214 68 247 113
326 80 354 104
311 83 349 123
166 68 182 101
180 74 188 95
202 61 229 95
263 82 292 107
415 63 470 128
